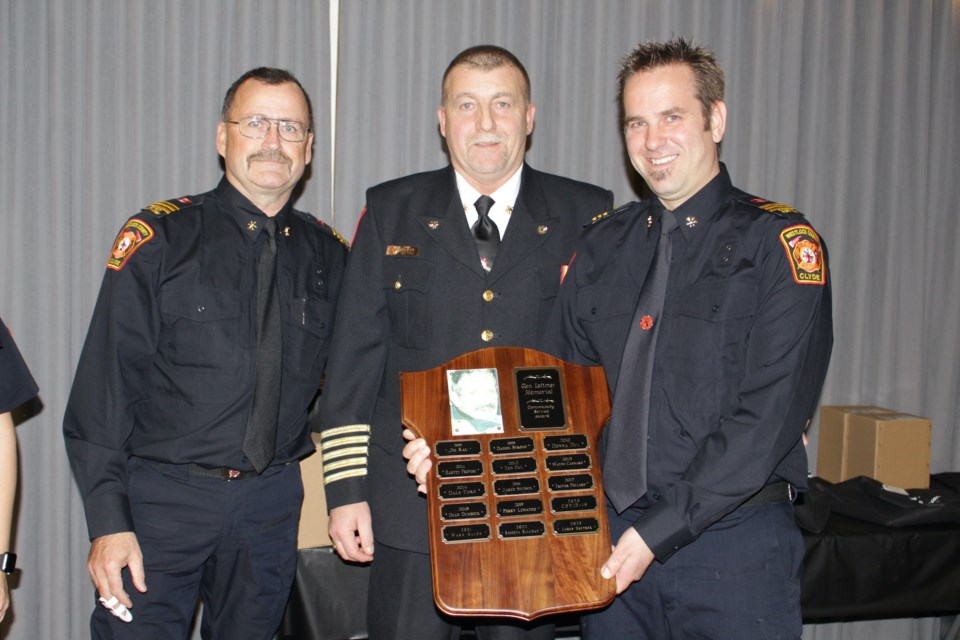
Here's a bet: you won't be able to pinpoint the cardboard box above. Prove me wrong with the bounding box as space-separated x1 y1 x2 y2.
816 406 932 489
297 433 333 549
816 406 893 483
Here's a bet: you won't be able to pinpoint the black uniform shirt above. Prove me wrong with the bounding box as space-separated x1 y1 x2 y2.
548 165 833 561
64 178 346 539
0 316 39 413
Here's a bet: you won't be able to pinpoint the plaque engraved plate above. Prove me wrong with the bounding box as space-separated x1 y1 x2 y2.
551 495 598 513
491 457 537 475
442 523 491 543
543 434 589 451
439 482 486 500
499 521 546 539
496 499 544 518
436 440 482 457
514 367 567 430
547 474 594 492
441 502 488 521
489 437 535 455
493 477 540 496
553 518 600 536
545 453 591 472
437 460 484 479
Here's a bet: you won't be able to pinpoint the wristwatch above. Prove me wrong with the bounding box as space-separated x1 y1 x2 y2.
1 552 16 574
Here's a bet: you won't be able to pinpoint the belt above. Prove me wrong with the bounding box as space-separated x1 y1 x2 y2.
742 481 796 507
188 464 259 481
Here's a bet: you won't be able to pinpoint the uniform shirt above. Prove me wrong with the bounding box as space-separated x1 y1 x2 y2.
547 165 833 561
63 178 347 539
0 316 39 413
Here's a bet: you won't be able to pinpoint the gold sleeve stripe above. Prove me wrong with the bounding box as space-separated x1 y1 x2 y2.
323 458 367 473
321 446 368 462
324 468 368 485
321 435 370 452
320 424 371 441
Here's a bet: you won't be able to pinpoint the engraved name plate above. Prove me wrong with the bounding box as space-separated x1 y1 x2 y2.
545 453 591 472
437 460 484 479
436 440 482 457
551 495 598 513
442 523 491 543
491 457 537 475
439 482 486 500
489 437 535 455
514 367 567 430
543 434 589 452
441 502 488 521
553 518 600 536
496 499 544 518
547 474 594 492
498 521 546 539
493 477 540 496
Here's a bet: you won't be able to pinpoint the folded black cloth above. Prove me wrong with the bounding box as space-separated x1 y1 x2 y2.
795 473 960 532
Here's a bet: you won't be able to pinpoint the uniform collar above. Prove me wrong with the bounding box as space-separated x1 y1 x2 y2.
664 163 734 240
214 177 293 242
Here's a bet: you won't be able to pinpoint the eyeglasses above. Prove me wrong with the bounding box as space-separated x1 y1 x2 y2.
223 115 311 142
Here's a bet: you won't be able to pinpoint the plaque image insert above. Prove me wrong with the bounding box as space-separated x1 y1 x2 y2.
514 367 567 430
447 368 504 435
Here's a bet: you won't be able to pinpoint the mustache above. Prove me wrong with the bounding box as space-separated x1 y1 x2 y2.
248 150 291 164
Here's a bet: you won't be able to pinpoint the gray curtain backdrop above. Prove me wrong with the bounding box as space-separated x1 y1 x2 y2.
0 1 957 638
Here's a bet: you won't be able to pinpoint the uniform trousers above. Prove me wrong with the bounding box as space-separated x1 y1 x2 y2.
367 543 556 640
581 500 803 640
91 456 303 640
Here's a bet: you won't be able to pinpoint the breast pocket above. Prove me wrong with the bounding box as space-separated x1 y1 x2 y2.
286 296 333 376
666 280 756 379
382 257 434 351
575 286 639 363
159 285 243 368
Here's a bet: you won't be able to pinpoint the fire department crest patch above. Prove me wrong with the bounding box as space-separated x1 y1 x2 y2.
779 225 825 285
106 219 154 271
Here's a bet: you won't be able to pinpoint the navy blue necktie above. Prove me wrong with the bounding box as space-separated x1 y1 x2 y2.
472 195 500 271
603 209 678 512
243 217 282 473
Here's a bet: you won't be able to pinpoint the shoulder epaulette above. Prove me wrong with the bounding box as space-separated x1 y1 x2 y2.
296 211 351 249
142 196 199 216
585 201 640 227
741 197 799 216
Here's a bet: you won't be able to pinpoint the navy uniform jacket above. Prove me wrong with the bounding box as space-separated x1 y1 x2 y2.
546 165 832 561
0 316 39 412
319 164 612 553
63 178 347 539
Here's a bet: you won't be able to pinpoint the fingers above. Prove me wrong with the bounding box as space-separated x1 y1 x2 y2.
98 595 133 623
88 532 146 616
329 503 375 563
401 433 433 492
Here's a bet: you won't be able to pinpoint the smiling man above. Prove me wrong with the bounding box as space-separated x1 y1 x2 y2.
319 45 612 639
63 68 347 639
545 38 833 639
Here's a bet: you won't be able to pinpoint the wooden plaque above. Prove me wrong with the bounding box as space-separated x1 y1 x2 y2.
400 347 614 621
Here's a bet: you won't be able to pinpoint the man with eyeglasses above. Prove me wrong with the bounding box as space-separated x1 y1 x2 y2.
64 67 347 639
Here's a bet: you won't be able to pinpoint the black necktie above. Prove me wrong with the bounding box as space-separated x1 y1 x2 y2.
243 216 282 473
603 209 679 512
472 195 500 271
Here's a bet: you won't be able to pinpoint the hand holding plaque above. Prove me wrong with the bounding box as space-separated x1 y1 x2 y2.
400 347 615 621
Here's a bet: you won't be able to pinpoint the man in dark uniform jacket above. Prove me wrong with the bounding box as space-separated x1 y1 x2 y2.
319 46 612 639
545 39 833 639
63 68 347 639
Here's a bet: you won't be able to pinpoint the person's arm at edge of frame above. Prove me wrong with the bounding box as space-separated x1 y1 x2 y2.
0 411 16 621
319 201 387 563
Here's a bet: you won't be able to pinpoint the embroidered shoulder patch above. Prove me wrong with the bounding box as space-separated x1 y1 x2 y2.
746 197 799 214
144 197 192 216
585 201 638 227
779 225 825 285
106 219 154 271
